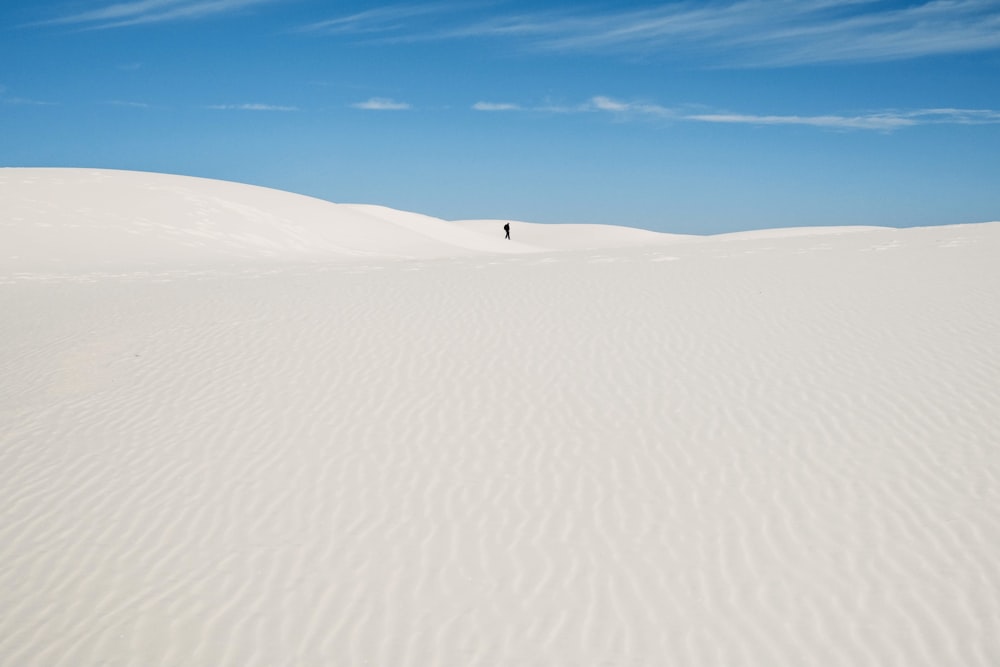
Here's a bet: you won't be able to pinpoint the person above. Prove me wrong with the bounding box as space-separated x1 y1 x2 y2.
503 222 510 240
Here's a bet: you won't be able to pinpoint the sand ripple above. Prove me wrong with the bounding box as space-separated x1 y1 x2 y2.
2 224 999 666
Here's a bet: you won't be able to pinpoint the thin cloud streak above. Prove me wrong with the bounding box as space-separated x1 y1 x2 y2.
2 94 59 106
476 96 676 117
31 0 281 29
352 97 411 110
39 0 188 25
311 0 1000 66
687 112 916 130
472 101 521 111
687 107 1000 129
299 4 456 35
106 100 153 108
5 98 59 106
490 95 1000 131
0 84 58 106
588 96 674 117
208 103 298 111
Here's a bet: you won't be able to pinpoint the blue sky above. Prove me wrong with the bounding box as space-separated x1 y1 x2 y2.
2 0 999 233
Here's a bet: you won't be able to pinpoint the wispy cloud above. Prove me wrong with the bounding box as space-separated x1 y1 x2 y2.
687 112 915 131
30 0 282 30
299 4 456 35
1 87 58 106
908 108 1000 124
687 107 1000 129
352 97 411 110
487 95 1000 131
4 98 59 106
106 99 153 108
587 96 675 117
309 0 1000 67
208 103 298 111
472 101 521 112
473 96 675 117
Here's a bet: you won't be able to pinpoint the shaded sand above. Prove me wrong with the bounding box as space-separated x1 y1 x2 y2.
1 169 999 666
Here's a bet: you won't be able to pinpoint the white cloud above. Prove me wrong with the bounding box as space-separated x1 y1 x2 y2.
903 108 1000 125
0 84 55 105
3 96 58 106
478 95 1000 131
312 0 1000 67
30 0 282 30
208 103 298 111
300 4 454 35
470 96 674 116
686 112 915 131
589 96 628 112
686 107 1000 130
106 100 153 108
352 97 411 110
586 96 676 118
472 102 521 111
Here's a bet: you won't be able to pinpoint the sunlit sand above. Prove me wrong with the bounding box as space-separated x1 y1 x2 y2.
2 168 998 666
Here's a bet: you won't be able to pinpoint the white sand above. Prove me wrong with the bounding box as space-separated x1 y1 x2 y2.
2 168 998 666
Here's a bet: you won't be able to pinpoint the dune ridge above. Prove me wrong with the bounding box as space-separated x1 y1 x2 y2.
1 168 676 273
1 169 998 666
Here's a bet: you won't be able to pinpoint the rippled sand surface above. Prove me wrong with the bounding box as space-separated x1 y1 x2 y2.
2 169 998 666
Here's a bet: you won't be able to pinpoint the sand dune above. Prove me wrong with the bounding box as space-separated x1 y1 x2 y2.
1 168 998 666
0 169 674 273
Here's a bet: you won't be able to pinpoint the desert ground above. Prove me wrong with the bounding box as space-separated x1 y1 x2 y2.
2 168 998 666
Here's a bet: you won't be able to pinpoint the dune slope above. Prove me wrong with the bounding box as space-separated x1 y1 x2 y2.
1 169 999 667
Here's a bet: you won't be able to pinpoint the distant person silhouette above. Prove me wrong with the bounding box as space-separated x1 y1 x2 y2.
504 222 510 240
